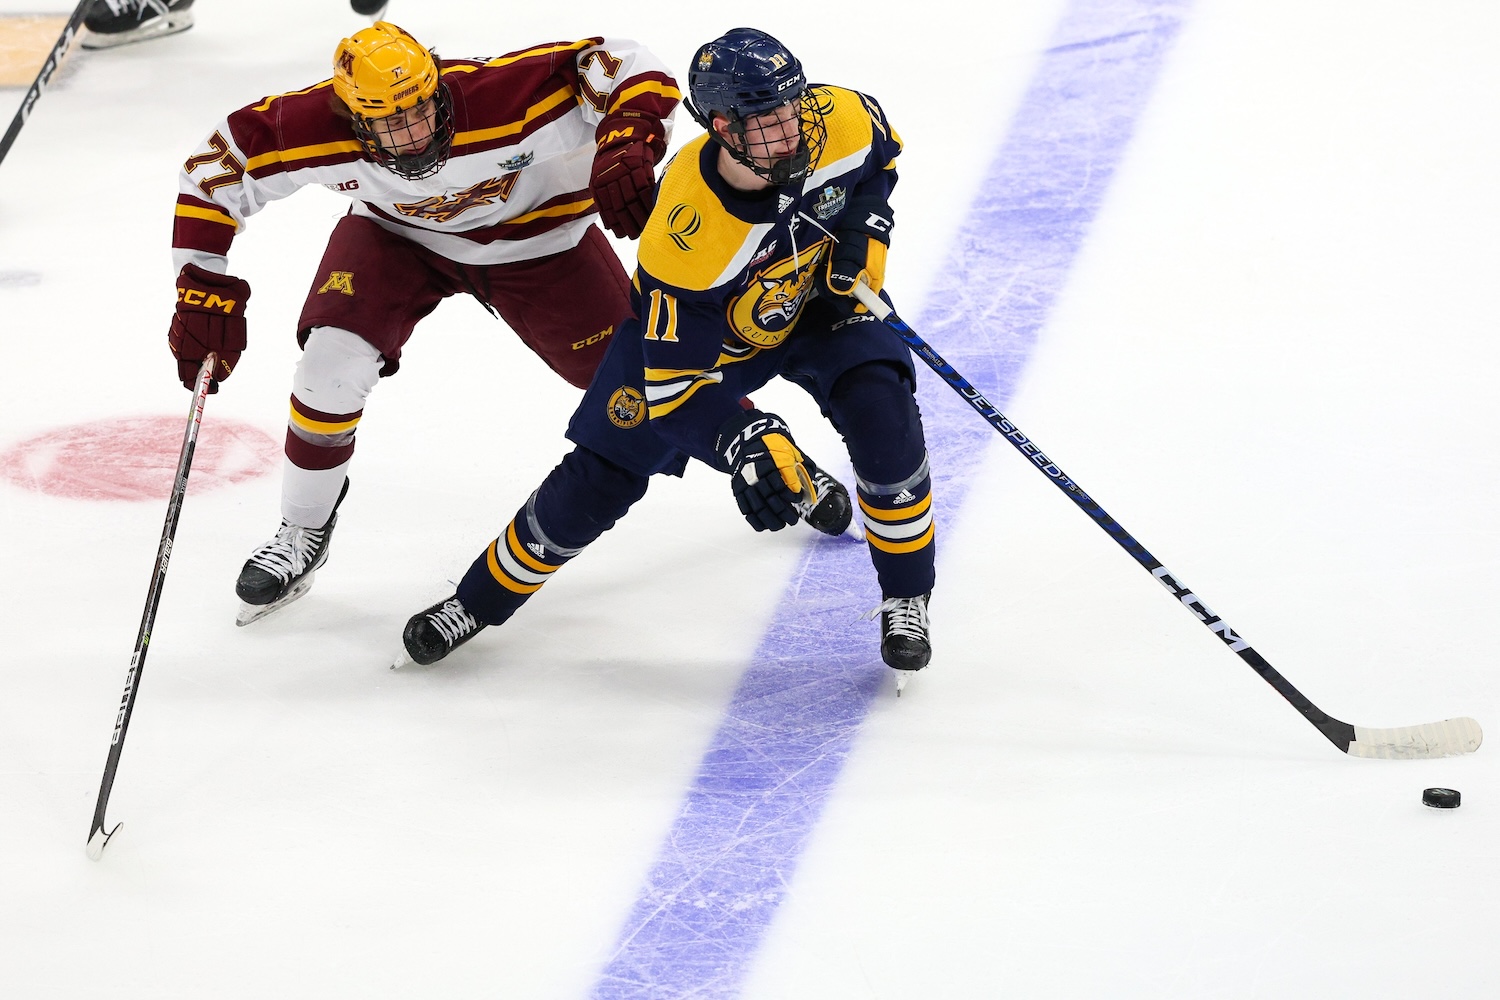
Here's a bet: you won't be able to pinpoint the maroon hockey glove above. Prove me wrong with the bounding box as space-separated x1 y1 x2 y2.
590 111 667 239
715 409 815 532
168 263 249 392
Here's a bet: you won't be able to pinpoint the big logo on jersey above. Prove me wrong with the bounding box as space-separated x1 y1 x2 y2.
728 241 830 348
394 174 520 223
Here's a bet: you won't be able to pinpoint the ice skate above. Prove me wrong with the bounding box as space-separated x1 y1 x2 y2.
349 0 389 17
234 480 348 626
81 0 195 50
396 595 487 667
794 456 856 538
866 592 931 690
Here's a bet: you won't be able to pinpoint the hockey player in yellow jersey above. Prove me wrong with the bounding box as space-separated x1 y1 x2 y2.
399 28 936 679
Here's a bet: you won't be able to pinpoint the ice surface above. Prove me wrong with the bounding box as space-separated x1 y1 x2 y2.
2 1 1496 997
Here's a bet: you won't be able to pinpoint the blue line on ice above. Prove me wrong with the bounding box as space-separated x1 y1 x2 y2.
590 2 1191 995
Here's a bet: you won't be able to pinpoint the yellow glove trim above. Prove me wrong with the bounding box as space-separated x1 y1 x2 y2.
860 238 887 297
763 433 813 497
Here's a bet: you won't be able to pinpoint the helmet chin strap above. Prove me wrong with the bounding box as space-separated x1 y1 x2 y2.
766 144 811 186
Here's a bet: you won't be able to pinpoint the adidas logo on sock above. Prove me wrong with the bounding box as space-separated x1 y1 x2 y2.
893 489 917 504
527 542 546 559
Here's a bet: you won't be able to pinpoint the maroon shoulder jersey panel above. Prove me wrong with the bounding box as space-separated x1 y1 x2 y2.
446 98 577 159
441 44 593 149
226 82 365 177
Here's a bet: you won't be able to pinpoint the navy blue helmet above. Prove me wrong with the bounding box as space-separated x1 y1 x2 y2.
685 28 826 185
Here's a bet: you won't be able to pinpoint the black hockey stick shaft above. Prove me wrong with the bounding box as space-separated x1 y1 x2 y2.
848 285 1358 752
87 355 216 860
0 0 92 172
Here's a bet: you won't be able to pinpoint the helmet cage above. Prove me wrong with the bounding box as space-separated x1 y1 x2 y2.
350 81 455 181
708 90 826 186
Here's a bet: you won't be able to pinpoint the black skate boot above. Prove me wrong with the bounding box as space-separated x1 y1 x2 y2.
234 479 349 626
793 456 853 537
81 0 195 50
399 595 487 666
871 592 931 672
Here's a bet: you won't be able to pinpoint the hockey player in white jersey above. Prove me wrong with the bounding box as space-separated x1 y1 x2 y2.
167 22 680 624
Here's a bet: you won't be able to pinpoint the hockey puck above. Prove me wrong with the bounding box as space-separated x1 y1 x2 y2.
1422 787 1461 809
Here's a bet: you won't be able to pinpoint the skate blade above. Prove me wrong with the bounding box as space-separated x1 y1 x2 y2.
390 645 412 670
235 574 316 626
80 13 194 49
802 513 865 541
894 671 912 696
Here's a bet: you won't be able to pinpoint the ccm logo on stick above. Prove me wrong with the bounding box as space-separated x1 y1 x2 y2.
1151 567 1248 651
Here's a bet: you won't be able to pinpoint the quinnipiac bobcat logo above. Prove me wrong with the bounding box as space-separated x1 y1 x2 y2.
727 241 830 348
607 386 646 428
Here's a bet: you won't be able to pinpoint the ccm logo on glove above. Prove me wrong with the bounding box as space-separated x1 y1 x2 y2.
590 110 667 240
168 263 250 391
715 409 817 532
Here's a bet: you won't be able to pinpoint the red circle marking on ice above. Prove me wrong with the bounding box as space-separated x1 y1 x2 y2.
0 416 279 501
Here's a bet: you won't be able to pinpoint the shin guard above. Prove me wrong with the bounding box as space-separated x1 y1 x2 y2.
456 447 649 624
830 362 937 598
857 459 936 599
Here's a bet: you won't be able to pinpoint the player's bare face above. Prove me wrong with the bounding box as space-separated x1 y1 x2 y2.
368 101 438 156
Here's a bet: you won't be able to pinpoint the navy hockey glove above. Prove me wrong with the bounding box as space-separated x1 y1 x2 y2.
169 263 249 391
716 409 817 532
590 111 667 239
824 196 893 311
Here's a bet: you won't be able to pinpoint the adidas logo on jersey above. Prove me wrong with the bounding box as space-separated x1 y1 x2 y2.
894 489 917 504
527 542 546 559
777 194 796 214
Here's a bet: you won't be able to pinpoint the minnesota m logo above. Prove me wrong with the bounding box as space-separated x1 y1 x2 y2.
317 271 355 296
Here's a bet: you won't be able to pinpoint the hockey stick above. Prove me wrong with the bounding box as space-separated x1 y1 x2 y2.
87 354 216 860
850 282 1481 759
0 0 91 172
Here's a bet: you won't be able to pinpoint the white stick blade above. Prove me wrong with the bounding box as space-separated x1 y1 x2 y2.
1347 717 1483 759
86 822 121 861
